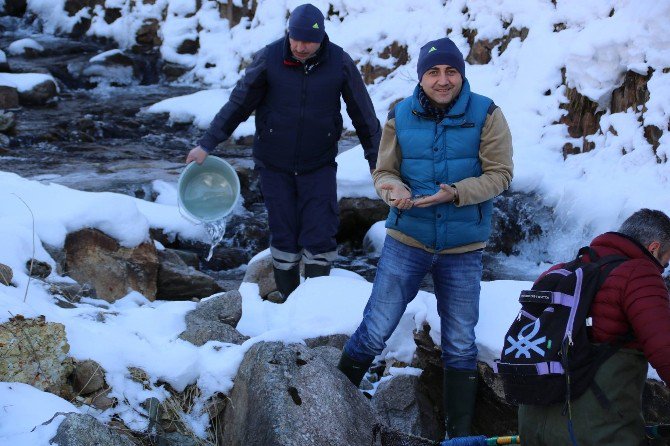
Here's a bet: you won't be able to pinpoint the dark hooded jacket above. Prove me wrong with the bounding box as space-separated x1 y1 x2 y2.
199 35 381 174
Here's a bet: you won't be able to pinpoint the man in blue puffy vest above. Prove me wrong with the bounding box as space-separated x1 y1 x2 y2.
186 4 381 302
338 37 513 439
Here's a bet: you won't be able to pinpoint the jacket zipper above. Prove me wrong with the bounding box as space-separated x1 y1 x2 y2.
295 67 308 175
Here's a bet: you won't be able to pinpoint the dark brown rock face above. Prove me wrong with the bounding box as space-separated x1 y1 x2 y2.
18 79 58 106
611 69 652 114
464 27 529 65
65 228 158 302
218 0 258 28
133 19 162 53
360 42 409 84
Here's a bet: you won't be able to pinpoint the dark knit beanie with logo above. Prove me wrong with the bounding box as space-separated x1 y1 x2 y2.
416 37 465 80
288 4 325 43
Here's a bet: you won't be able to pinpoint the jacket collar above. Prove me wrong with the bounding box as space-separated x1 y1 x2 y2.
282 33 330 67
592 232 666 272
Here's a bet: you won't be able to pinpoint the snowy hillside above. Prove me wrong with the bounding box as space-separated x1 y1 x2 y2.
18 0 665 257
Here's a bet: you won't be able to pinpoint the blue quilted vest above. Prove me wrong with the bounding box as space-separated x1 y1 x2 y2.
385 81 494 250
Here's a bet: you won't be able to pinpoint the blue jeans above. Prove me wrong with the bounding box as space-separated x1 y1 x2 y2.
344 235 483 370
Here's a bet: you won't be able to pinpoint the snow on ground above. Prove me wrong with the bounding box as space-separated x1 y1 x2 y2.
0 151 663 444
0 383 81 446
2 0 670 443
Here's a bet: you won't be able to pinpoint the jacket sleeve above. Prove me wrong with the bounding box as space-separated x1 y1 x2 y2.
622 261 670 385
341 52 381 170
198 47 269 152
372 110 409 205
452 106 514 206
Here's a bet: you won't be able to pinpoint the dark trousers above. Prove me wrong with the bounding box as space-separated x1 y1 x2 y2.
258 164 338 267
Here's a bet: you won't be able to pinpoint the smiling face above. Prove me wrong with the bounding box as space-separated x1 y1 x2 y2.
420 64 463 108
289 38 321 62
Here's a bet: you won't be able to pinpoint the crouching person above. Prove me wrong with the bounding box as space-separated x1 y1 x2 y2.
337 37 513 439
518 209 670 446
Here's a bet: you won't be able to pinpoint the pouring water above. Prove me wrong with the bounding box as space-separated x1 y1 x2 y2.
204 218 227 261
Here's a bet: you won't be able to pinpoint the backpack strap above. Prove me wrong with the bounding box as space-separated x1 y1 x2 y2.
593 254 628 289
586 254 633 411
576 246 599 262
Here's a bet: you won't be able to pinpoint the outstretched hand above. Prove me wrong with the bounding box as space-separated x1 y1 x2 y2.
380 183 413 210
186 146 208 164
412 184 457 207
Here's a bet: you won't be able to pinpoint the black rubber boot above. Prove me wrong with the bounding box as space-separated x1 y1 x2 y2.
273 265 300 302
304 263 331 278
337 350 372 387
443 368 478 438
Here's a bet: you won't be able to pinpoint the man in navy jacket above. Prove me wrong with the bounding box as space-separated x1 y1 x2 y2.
186 4 381 302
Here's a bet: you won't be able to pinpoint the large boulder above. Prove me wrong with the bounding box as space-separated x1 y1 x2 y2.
0 315 73 397
18 79 58 105
50 413 135 446
373 373 442 441
64 228 158 302
304 333 349 350
221 341 380 446
157 249 222 300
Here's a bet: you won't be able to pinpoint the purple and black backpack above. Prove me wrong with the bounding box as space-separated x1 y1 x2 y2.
494 247 630 406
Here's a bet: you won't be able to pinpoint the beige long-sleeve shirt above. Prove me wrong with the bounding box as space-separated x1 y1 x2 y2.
373 106 514 254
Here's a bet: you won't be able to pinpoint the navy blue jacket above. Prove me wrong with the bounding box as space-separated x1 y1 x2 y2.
199 35 381 174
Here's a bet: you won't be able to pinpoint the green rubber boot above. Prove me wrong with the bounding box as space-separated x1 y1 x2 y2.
443 368 478 438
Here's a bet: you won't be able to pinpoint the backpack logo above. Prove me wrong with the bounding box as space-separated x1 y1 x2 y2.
312 22 319 29
504 319 546 359
428 46 437 52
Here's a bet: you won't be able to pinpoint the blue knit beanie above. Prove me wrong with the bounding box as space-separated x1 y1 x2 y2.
417 38 465 80
288 4 325 43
